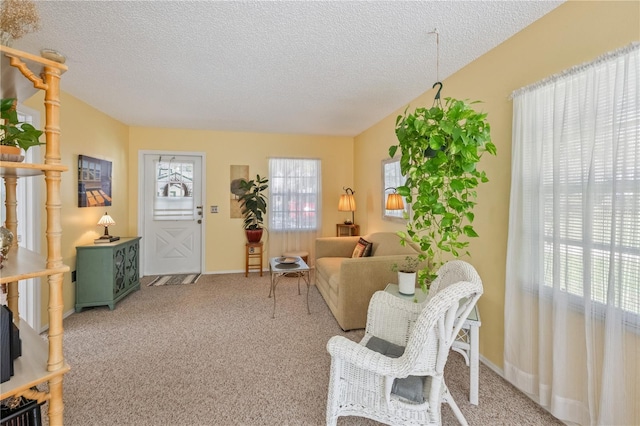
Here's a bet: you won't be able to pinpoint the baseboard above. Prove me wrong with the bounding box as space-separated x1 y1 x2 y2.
479 355 570 425
479 354 504 377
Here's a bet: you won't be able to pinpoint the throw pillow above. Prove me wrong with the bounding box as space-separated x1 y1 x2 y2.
351 237 373 258
365 336 426 403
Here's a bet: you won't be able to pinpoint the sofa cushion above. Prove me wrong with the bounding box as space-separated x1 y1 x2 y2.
351 237 373 258
364 232 418 256
316 257 345 288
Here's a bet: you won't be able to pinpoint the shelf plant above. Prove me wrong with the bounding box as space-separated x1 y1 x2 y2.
392 255 421 295
1 97 44 156
238 174 269 243
389 96 496 290
391 255 421 274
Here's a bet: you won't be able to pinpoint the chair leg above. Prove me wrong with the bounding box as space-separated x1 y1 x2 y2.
326 360 341 426
443 388 468 426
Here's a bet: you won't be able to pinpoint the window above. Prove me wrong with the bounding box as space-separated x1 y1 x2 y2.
269 158 321 231
382 158 409 221
536 73 640 318
153 158 194 220
511 44 640 319
505 44 639 425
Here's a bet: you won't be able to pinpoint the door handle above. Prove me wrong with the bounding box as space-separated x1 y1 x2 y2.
197 219 202 224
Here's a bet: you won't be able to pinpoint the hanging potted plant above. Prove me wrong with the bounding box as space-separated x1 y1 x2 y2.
238 174 269 243
1 97 44 161
389 95 496 291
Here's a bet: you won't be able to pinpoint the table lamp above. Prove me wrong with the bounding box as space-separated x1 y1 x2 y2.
338 187 356 224
96 212 119 242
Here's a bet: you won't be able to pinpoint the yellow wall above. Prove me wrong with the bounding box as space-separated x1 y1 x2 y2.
353 0 640 369
127 127 353 273
26 91 130 327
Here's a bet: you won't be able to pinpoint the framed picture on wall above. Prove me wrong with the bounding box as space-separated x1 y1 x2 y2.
78 155 113 208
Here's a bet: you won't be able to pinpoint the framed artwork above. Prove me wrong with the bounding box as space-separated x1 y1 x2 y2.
78 155 113 208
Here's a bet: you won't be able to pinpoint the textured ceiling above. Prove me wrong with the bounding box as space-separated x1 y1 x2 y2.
13 1 563 137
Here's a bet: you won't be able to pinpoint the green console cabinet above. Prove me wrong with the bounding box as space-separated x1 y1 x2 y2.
75 237 141 312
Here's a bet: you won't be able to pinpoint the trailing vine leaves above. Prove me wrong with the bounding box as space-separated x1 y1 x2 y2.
389 97 496 290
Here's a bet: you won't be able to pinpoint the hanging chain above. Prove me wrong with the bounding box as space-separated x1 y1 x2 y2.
428 29 442 108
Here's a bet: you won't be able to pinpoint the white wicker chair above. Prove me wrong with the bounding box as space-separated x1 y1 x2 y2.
326 261 483 426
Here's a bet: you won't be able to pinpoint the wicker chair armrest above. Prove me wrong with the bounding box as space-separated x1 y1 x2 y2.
326 335 410 377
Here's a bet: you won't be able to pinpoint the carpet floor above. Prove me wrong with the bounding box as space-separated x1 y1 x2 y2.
42 272 563 425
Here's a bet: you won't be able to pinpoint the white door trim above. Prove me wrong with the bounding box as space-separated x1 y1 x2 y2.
137 150 206 276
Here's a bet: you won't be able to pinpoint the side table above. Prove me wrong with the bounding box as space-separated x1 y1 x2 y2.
245 242 263 277
336 223 359 237
384 283 482 405
268 256 311 318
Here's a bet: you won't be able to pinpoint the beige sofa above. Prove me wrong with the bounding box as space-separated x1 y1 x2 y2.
315 232 423 330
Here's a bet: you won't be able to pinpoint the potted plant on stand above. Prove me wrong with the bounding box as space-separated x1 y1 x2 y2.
238 174 269 243
1 97 43 161
389 96 496 291
392 256 421 296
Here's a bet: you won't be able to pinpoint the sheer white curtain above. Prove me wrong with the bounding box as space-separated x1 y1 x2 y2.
268 158 322 265
505 43 639 426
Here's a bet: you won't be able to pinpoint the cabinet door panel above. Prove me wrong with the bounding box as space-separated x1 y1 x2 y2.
114 247 126 297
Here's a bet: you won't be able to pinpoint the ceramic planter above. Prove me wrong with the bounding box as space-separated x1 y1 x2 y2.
0 145 24 162
245 228 263 243
398 271 417 295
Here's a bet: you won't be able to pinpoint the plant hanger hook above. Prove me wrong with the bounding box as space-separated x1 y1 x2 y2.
432 82 443 101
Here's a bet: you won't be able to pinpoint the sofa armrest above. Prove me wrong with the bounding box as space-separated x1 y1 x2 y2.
315 236 360 259
336 255 417 329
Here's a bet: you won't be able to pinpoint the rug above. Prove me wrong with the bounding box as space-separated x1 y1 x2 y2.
147 274 201 286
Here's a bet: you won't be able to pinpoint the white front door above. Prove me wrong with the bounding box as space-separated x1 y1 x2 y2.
141 152 204 275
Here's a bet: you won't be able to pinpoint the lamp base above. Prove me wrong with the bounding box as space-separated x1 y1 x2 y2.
94 236 120 244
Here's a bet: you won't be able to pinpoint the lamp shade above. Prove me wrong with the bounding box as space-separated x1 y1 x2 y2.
338 194 356 212
97 213 115 227
385 193 404 210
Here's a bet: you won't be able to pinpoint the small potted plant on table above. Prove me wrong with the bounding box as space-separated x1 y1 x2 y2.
392 256 421 296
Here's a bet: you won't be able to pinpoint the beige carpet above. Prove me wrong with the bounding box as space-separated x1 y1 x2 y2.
41 273 562 425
